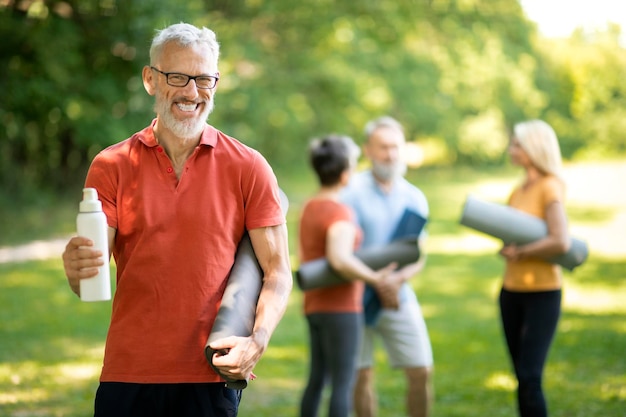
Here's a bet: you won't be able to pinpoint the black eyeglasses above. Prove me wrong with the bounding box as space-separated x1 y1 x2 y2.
150 66 219 89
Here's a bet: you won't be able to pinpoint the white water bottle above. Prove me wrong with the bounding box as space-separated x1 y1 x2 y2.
76 187 111 302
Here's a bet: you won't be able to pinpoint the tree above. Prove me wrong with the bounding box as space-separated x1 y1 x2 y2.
2 0 625 198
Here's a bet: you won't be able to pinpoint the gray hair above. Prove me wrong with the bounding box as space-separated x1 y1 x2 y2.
364 116 405 141
150 23 220 66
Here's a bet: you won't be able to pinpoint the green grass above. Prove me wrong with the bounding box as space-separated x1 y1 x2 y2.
1 163 625 416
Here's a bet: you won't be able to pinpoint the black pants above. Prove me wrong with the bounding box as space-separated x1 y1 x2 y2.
300 312 362 417
94 382 242 417
499 288 561 417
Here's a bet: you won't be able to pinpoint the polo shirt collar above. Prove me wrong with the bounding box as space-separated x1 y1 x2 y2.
138 118 218 148
199 124 218 147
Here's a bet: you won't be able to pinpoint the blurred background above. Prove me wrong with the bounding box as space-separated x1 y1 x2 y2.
1 2 625 416
1 0 626 206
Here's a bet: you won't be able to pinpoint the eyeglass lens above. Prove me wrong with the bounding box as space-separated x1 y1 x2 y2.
167 73 217 89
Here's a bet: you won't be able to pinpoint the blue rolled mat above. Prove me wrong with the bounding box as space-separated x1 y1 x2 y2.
459 195 588 271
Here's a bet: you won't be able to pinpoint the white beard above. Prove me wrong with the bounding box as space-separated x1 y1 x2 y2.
371 159 407 182
155 95 214 140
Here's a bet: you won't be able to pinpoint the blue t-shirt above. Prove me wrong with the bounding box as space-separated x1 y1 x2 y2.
341 171 429 248
341 170 429 324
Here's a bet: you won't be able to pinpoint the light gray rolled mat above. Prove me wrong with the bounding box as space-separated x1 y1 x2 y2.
204 190 289 390
296 238 420 291
459 195 588 271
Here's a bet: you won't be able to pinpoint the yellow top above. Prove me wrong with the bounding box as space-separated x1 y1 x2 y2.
503 176 564 292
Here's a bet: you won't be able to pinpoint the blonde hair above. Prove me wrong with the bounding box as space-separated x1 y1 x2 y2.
513 120 563 177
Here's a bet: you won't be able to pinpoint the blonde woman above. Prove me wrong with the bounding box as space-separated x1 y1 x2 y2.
499 120 570 417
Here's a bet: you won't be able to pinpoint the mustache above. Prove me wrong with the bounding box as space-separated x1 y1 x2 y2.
173 97 207 104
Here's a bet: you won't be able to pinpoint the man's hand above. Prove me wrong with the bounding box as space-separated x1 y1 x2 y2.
62 236 105 296
209 335 263 381
374 273 403 310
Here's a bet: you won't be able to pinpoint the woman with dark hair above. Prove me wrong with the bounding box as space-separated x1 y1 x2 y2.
298 135 395 417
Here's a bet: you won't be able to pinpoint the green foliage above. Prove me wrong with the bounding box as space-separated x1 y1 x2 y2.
206 0 540 168
2 0 626 197
537 29 626 159
0 1 199 194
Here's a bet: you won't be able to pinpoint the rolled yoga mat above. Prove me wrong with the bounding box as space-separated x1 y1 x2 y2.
295 238 421 291
459 195 588 271
296 209 426 291
296 209 426 326
204 190 289 390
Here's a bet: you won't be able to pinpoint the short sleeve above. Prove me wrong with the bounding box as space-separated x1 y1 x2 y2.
85 150 119 230
542 176 565 207
242 151 284 230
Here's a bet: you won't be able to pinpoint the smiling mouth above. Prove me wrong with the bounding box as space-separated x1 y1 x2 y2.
176 102 199 112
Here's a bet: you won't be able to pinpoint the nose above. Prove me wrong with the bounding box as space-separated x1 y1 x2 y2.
179 79 200 99
385 145 400 162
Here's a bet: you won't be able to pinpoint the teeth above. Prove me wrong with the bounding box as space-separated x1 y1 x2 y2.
176 103 197 112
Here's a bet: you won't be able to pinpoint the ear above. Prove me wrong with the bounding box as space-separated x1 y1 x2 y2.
142 66 156 96
339 168 351 186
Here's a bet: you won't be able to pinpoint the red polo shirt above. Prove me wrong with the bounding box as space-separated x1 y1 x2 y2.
85 119 284 383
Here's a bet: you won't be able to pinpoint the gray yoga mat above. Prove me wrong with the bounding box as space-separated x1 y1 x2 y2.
204 190 289 390
459 195 588 271
296 209 426 292
295 238 420 291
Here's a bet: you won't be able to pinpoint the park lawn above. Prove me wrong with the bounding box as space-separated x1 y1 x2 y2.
1 163 625 416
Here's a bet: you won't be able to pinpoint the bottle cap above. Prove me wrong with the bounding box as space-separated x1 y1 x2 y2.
79 188 103 212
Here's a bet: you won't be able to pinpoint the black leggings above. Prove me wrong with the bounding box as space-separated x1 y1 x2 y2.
300 312 362 417
499 288 561 417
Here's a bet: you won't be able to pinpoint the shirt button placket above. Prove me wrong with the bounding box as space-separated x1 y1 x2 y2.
156 146 174 175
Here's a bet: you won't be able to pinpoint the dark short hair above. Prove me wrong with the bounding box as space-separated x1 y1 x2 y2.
309 134 356 186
